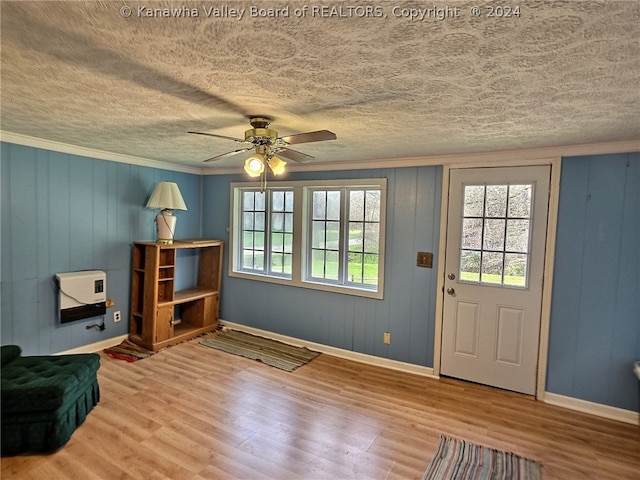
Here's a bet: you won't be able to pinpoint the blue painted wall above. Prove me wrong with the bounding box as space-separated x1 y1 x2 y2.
202 167 443 367
547 152 639 411
2 140 638 413
204 154 639 412
0 142 202 354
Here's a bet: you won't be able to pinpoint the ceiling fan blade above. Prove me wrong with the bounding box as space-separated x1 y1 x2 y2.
203 147 253 163
188 131 246 143
276 148 315 164
278 130 337 145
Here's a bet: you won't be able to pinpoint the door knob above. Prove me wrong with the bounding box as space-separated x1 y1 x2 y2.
446 287 455 295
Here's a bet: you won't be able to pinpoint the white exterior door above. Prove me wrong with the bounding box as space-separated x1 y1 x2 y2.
441 166 550 395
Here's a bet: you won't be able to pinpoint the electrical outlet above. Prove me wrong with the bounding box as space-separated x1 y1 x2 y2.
383 332 391 344
113 311 121 323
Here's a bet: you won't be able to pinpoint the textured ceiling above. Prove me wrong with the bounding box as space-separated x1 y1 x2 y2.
1 1 639 170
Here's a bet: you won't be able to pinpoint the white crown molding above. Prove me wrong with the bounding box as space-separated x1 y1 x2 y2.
0 131 202 175
202 139 640 175
3 130 638 176
543 392 639 426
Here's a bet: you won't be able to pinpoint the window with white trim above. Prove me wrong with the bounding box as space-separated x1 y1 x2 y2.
239 189 293 278
308 187 381 289
230 179 386 299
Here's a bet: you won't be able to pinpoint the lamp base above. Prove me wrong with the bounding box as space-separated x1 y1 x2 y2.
155 210 177 244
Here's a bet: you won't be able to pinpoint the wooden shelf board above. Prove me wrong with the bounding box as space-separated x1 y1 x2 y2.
134 240 223 249
157 287 219 306
150 322 219 351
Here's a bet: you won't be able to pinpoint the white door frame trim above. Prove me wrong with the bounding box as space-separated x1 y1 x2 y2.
434 157 562 400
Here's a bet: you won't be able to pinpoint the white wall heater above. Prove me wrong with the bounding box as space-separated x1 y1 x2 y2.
54 270 107 323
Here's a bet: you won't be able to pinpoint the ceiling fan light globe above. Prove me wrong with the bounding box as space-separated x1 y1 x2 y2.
268 156 287 175
244 155 265 177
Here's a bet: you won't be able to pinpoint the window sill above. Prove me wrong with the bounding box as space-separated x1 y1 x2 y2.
229 270 384 300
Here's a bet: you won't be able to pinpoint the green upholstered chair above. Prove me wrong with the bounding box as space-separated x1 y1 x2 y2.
1 345 100 456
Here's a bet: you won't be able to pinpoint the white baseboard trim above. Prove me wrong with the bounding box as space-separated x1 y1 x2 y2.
221 321 436 378
56 334 128 355
55 327 638 426
223 322 640 425
544 392 639 426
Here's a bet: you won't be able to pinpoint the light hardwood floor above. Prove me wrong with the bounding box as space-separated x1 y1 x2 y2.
3 336 639 479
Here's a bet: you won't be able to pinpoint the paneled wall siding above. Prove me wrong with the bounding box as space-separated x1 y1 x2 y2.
547 152 639 411
0 142 202 354
2 140 638 414
202 167 443 367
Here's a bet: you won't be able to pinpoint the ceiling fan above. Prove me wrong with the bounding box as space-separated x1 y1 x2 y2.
188 116 337 176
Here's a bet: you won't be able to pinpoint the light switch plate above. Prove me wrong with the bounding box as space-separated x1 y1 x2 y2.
417 252 433 268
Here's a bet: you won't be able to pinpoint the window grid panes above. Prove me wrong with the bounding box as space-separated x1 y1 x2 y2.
309 188 381 289
270 190 294 276
231 179 386 299
311 190 341 281
348 190 380 286
242 191 265 272
460 183 533 288
240 189 293 279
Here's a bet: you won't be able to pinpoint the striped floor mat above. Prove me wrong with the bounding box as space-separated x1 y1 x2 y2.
200 329 320 372
103 339 155 362
423 435 541 480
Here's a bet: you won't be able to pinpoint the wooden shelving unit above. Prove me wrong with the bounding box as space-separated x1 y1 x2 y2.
129 240 223 352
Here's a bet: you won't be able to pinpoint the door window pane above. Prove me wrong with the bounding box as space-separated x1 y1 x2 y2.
462 218 483 249
508 185 532 218
460 250 481 282
483 219 505 251
481 251 503 284
485 185 507 217
506 220 530 253
463 185 484 217
505 253 528 287
460 182 533 288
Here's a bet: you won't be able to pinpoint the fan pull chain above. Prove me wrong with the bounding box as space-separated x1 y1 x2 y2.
259 150 274 192
260 169 267 192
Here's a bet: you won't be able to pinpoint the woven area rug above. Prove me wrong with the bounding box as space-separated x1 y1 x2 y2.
200 329 320 372
423 435 542 480
103 339 155 362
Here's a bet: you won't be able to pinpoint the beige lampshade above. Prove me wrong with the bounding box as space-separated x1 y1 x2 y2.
146 182 187 210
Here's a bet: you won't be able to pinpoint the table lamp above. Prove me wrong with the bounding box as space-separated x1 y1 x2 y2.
146 182 187 244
